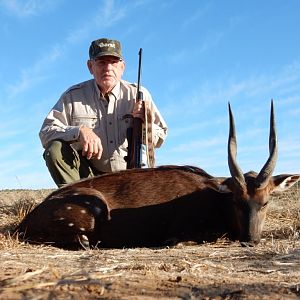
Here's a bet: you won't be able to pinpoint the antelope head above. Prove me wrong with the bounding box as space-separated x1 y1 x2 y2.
219 101 299 246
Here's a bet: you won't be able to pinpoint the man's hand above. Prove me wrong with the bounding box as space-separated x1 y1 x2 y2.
132 100 145 122
79 126 103 160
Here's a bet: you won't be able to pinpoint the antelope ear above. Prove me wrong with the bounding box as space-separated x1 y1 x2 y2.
207 178 232 193
272 174 300 192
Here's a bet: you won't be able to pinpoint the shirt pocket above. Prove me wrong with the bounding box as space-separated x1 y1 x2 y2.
72 114 98 129
117 114 133 146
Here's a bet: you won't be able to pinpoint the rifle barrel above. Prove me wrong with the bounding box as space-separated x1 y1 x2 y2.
137 48 143 100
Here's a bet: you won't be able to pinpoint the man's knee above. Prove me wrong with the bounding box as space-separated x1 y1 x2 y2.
44 140 62 159
44 140 76 164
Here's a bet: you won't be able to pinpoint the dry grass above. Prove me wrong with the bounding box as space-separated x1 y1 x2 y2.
0 185 299 299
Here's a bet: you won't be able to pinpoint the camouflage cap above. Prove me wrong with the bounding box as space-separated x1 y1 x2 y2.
89 38 123 60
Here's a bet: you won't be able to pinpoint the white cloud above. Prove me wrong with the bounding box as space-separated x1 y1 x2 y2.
181 3 212 31
66 26 91 45
0 0 62 18
167 50 187 65
158 57 300 179
6 44 63 97
95 0 125 26
166 31 224 66
66 0 126 45
163 58 300 122
4 0 130 98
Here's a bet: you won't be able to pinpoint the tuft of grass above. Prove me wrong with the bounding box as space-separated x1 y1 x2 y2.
0 196 39 236
0 198 37 221
264 182 300 240
0 232 22 249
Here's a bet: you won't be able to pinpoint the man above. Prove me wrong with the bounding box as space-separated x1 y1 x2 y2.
40 38 168 187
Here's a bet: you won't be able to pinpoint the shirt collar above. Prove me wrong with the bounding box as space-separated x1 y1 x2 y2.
110 81 121 99
93 79 121 100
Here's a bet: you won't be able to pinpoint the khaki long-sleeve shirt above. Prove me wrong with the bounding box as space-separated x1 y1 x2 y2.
39 79 168 172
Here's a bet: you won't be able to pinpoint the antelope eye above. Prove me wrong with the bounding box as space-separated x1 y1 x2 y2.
261 202 268 209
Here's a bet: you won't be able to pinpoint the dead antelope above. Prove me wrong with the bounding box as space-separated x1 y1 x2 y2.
16 102 300 248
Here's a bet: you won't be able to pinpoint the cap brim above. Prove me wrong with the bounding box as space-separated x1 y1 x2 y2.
92 52 122 59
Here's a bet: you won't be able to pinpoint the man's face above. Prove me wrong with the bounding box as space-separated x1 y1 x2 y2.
87 55 125 93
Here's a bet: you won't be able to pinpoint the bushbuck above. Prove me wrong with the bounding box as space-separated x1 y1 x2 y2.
16 102 300 249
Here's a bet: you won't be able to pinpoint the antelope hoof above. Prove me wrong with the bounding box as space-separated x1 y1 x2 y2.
78 234 90 250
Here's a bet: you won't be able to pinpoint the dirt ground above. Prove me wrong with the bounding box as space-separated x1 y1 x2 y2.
0 187 299 300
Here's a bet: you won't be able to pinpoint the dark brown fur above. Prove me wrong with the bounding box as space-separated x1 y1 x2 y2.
16 165 299 248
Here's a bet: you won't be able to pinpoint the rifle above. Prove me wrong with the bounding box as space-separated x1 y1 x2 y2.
126 48 144 169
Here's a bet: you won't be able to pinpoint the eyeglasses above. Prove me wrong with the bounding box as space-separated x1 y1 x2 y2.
94 57 122 67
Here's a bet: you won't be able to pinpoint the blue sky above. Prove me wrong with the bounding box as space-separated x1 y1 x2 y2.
0 0 299 189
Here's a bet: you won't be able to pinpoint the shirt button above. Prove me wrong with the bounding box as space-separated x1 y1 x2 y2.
109 122 112 125
110 140 113 143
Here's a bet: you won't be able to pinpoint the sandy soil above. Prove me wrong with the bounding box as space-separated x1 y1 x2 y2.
0 186 299 299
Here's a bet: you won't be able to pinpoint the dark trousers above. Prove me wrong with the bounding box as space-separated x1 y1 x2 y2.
43 140 102 187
